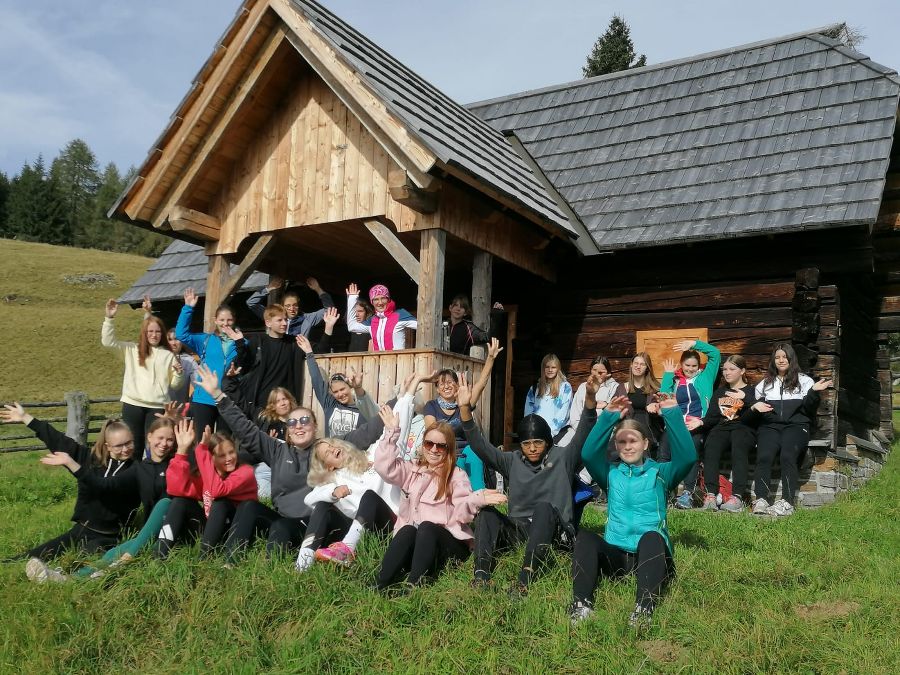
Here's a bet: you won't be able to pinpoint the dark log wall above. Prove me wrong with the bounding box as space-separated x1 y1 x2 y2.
506 227 884 449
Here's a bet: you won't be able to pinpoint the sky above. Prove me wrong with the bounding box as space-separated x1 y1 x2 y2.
1 0 899 177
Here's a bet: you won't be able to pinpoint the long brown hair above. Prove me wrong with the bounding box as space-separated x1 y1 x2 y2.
138 315 171 367
416 422 457 500
763 343 801 393
91 419 133 467
625 352 660 394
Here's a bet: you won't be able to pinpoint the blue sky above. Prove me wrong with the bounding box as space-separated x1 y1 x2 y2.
1 0 898 177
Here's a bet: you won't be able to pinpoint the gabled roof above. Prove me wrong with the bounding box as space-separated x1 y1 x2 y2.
468 27 900 250
283 0 572 235
118 239 267 305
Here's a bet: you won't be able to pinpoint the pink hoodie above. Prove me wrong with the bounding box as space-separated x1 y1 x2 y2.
374 427 486 544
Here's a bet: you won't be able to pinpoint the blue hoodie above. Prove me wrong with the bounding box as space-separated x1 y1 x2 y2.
175 304 239 407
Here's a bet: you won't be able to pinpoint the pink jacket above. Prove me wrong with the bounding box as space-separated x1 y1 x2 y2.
374 427 486 544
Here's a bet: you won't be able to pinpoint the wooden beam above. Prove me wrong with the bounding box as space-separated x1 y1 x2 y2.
169 206 221 241
877 211 900 228
416 229 446 348
272 0 436 187
470 251 492 359
220 234 276 301
128 3 270 222
388 170 439 214
153 25 288 230
364 220 421 284
204 255 232 332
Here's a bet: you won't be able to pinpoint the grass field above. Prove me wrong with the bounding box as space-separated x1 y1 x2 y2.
1 241 898 673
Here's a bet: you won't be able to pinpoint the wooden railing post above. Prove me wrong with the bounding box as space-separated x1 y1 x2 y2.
65 391 90 445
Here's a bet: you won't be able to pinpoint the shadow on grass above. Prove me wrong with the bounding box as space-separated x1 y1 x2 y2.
670 528 708 550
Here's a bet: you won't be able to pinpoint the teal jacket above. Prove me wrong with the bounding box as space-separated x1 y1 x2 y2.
581 407 696 554
659 340 721 418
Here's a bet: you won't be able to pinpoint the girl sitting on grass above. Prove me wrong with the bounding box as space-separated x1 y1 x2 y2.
372 405 506 592
569 390 696 631
154 418 257 559
1 404 140 581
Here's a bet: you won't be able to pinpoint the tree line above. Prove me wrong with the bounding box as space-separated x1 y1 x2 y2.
0 139 170 257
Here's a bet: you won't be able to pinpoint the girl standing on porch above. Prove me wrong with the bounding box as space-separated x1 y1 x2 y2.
750 344 832 517
524 353 574 441
102 298 184 459
660 339 721 509
345 282 417 351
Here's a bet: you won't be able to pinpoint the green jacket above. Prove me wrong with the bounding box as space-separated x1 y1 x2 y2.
659 340 721 418
581 407 696 553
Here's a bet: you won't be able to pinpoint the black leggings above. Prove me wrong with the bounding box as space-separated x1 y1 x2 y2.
301 503 353 551
703 423 756 497
225 501 307 562
377 522 470 589
659 429 703 491
355 490 397 533
572 530 674 612
155 496 205 559
24 523 119 561
473 502 566 586
121 402 164 459
754 424 809 505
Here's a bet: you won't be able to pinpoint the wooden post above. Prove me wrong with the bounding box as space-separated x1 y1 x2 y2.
416 229 446 348
470 252 493 358
204 255 231 332
65 391 89 445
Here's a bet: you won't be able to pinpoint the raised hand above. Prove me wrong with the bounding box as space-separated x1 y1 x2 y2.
346 282 359 296
174 418 194 454
225 362 242 378
222 325 243 342
812 378 834 392
201 425 212 447
486 337 504 360
156 401 184 420
584 374 601 397
269 429 279 438
195 364 223 398
322 306 340 331
295 334 313 354
332 485 351 499
1 402 30 424
268 276 284 291
40 451 78 471
646 402 661 415
457 371 472 407
492 302 504 310
378 404 399 429
183 288 198 308
142 294 153 315
663 358 677 373
673 339 696 353
605 395 631 418
480 489 508 506
401 372 417 395
347 366 363 390
105 298 118 319
306 277 323 294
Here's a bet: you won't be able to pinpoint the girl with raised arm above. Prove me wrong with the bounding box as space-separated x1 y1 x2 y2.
175 287 240 438
1 404 140 581
346 282 417 351
373 403 505 591
750 344 832 517
570 392 696 630
660 338 721 509
524 353 574 441
102 298 183 459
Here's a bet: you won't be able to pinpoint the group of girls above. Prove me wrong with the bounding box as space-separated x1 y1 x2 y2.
526 341 832 517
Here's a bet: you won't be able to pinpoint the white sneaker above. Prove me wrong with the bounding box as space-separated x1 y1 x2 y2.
751 498 770 515
765 499 795 517
294 548 315 573
25 557 67 583
569 599 594 624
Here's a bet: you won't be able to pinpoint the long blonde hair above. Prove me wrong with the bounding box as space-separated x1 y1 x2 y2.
258 387 297 424
307 437 369 486
537 353 566 399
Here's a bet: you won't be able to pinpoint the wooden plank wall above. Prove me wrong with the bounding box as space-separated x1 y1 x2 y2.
210 71 432 254
873 231 900 441
299 349 491 439
512 276 840 444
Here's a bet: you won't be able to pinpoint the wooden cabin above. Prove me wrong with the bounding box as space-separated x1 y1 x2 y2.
116 2 899 503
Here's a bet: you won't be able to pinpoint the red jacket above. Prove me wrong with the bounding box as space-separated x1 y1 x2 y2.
165 449 257 516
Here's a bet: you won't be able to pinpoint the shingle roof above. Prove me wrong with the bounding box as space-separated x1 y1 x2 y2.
118 239 268 305
468 28 900 250
289 0 573 236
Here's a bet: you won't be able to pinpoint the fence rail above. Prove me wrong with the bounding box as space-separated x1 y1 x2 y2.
0 393 119 453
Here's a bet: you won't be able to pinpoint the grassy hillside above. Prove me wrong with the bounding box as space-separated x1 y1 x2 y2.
0 446 897 673
0 239 154 402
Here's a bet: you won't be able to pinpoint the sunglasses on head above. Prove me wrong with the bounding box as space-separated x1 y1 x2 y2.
330 374 348 383
286 416 313 428
422 439 450 453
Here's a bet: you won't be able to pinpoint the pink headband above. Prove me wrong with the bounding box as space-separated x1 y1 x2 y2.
369 284 390 301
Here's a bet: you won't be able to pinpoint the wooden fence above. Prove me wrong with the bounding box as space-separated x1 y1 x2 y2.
0 393 119 453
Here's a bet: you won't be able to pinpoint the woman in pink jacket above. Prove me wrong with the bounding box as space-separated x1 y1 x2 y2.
373 405 506 591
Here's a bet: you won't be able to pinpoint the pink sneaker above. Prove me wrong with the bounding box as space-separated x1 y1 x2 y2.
314 541 355 566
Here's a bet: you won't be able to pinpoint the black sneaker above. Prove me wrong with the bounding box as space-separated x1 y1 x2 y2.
628 603 653 633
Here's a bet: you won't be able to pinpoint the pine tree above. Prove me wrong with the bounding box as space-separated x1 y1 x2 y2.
583 16 647 78
5 157 68 244
51 139 100 246
0 171 10 237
